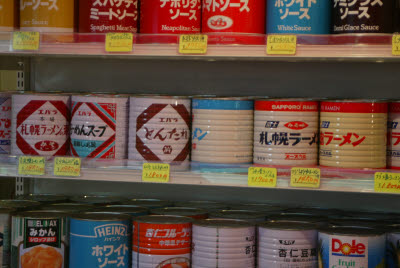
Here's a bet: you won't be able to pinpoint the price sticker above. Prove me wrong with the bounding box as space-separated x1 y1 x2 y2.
54 157 81 177
248 167 277 188
142 163 170 183
374 172 400 193
267 35 297 55
290 167 320 188
393 35 400 56
18 156 45 176
105 33 133 52
179 35 208 54
13 32 40 51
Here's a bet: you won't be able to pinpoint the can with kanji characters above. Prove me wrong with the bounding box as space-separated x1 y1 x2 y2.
71 94 128 159
332 0 395 34
140 0 201 34
0 93 12 154
174 200 230 212
267 0 331 34
258 221 318 268
92 205 149 217
11 210 68 268
210 210 266 223
151 207 208 220
70 195 127 205
69 212 132 268
20 0 75 32
129 96 191 170
0 208 14 268
124 199 173 209
0 0 17 31
388 101 400 169
79 0 138 33
0 200 40 211
320 100 388 169
11 93 70 157
133 215 192 268
254 99 319 167
18 193 69 204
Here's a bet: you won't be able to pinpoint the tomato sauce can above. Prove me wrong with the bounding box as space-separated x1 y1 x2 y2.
0 208 14 268
133 215 192 268
150 207 208 220
388 102 400 169
0 93 12 154
124 199 173 209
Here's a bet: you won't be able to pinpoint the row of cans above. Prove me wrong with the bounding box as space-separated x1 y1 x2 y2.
0 0 399 36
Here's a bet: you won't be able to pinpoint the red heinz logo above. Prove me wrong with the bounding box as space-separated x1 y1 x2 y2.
332 238 366 257
285 121 308 130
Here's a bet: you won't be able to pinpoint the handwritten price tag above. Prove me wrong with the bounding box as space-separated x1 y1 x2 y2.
267 35 297 55
179 35 208 54
290 168 320 188
375 172 400 193
393 35 400 56
13 32 40 51
54 157 81 177
106 33 133 52
142 163 170 183
248 167 277 188
18 156 45 176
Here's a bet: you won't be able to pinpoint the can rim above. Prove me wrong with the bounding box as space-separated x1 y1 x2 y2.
71 212 132 221
135 215 193 224
13 210 70 217
194 219 255 228
259 220 318 230
91 206 149 213
193 97 252 101
319 225 386 236
256 98 318 102
131 94 190 99
321 99 388 104
151 207 207 216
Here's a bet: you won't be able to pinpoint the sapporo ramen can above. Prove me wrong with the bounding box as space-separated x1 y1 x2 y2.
70 94 128 159
11 210 68 268
0 93 11 154
0 208 14 268
388 102 400 169
320 100 388 169
254 99 319 166
0 0 17 31
133 215 192 268
11 93 70 156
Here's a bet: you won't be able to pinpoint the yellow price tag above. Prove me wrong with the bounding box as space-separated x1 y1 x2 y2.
54 157 81 177
13 32 40 51
393 35 400 56
267 35 297 55
290 167 320 188
18 156 45 176
248 167 277 188
142 163 170 183
105 33 133 52
179 35 208 54
374 172 400 193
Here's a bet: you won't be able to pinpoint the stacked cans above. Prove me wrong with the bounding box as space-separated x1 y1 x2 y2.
254 99 319 166
192 219 256 268
258 221 318 268
388 102 400 169
0 0 17 31
0 93 11 154
191 98 254 165
129 96 191 169
320 100 388 169
11 93 70 156
70 94 128 159
133 215 192 268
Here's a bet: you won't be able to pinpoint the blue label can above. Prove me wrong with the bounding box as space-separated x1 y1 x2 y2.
69 212 132 268
267 0 331 34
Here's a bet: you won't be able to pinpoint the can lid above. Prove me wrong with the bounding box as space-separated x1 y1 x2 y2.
0 199 41 209
71 212 132 221
255 98 318 102
174 201 228 210
135 215 193 224
210 210 266 220
259 220 318 230
92 206 148 214
131 94 189 99
230 203 284 213
124 199 173 208
70 195 126 204
194 219 254 228
268 214 326 223
13 210 70 218
18 194 69 203
321 99 387 104
192 96 252 101
151 207 207 217
285 208 340 217
320 224 386 236
39 203 94 212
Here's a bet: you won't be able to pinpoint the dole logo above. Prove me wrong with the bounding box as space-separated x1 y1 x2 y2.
285 121 308 130
208 15 233 30
332 238 365 257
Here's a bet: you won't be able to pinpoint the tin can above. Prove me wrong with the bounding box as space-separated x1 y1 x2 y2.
40 203 95 212
0 208 14 268
0 0 17 31
210 210 266 223
133 215 192 268
150 207 208 220
124 199 173 209
140 0 201 34
320 100 388 169
11 210 68 268
0 93 11 154
129 96 191 170
174 200 230 212
11 93 70 157
387 230 400 268
333 0 394 34
254 99 319 166
93 205 149 217
71 94 128 159
20 0 75 32
70 195 126 205
79 0 138 33
69 212 132 268
0 200 40 211
318 226 386 268
18 194 69 204
192 97 254 165
388 102 400 169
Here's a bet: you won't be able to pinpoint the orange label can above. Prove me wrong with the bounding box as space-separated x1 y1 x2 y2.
0 0 16 31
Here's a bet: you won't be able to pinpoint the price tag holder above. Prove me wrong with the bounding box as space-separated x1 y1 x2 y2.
393 35 400 56
179 35 208 54
13 32 40 51
105 33 133 53
18 156 45 176
267 35 297 55
54 157 81 177
374 172 400 193
142 163 170 183
290 167 320 188
248 167 277 188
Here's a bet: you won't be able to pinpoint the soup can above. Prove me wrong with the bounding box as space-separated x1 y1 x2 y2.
254 99 319 166
320 100 388 169
93 205 149 217
0 200 40 211
70 195 126 205
18 194 69 204
124 199 173 209
150 207 208 220
20 0 75 32
0 208 14 268
0 93 11 154
388 102 400 169
210 210 266 223
0 0 17 31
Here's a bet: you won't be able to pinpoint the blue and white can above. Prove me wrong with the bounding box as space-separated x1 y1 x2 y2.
69 212 132 268
387 229 400 268
266 0 331 34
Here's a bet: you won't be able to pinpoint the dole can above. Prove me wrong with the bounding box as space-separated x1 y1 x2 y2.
0 93 11 154
388 102 400 169
150 207 208 220
0 0 17 31
387 231 400 268
0 208 14 268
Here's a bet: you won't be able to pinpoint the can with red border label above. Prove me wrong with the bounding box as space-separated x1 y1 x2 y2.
388 102 400 169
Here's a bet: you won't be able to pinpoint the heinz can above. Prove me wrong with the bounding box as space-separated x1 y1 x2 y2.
133 215 192 268
150 207 208 220
254 99 319 166
388 102 400 169
0 208 14 268
69 212 132 268
0 93 11 154
320 100 388 169
0 0 17 32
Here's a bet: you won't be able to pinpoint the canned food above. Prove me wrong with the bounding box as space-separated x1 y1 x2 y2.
388 102 400 169
69 212 132 268
0 200 40 210
174 200 230 212
124 199 173 209
18 194 69 204
0 0 17 31
0 93 11 154
151 207 208 220
93 205 149 217
210 210 266 223
0 208 14 268
70 195 126 205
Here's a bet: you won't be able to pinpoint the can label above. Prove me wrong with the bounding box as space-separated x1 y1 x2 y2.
0 214 11 268
0 96 11 154
132 252 190 268
0 0 16 31
388 103 400 169
69 219 131 268
321 102 388 114
387 233 400 268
